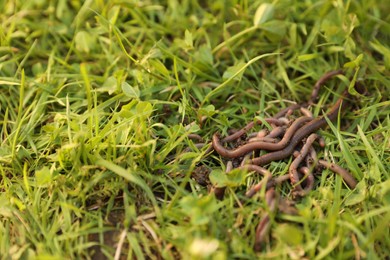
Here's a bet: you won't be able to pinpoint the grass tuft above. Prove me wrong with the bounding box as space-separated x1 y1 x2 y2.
0 0 389 258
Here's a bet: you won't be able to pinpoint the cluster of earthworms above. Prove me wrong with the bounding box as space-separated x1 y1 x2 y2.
187 70 359 251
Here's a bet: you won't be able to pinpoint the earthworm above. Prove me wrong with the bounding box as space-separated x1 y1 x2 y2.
246 174 289 198
237 164 272 177
254 188 278 251
247 129 268 138
300 107 313 118
270 117 289 128
318 136 326 148
309 69 344 104
273 104 301 118
249 93 347 165
221 118 286 142
237 165 272 195
305 146 318 168
240 153 252 166
248 137 279 143
187 134 204 142
272 117 290 126
295 167 315 196
318 160 358 189
213 116 312 158
289 133 318 192
265 126 286 139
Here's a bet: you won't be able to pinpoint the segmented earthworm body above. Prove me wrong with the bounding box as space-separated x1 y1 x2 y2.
289 133 318 193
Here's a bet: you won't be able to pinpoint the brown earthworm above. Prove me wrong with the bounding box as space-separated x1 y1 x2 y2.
237 164 273 196
246 174 290 198
289 133 318 192
318 136 326 148
296 166 315 196
237 164 272 177
273 104 301 118
318 159 358 189
247 129 268 139
309 69 344 104
248 137 279 143
240 153 252 166
300 107 313 118
254 188 278 251
265 126 286 139
221 118 286 142
187 134 204 142
276 117 290 125
304 146 318 168
213 116 312 158
249 93 347 165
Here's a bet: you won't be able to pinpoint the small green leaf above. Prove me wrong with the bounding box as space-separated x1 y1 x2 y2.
75 31 94 53
254 3 274 26
194 45 213 66
274 224 303 246
36 167 52 186
345 182 367 206
225 168 246 187
344 53 363 69
298 53 319 61
136 101 153 118
222 61 246 81
185 29 193 49
261 20 287 42
99 76 117 94
198 105 216 118
149 59 170 79
209 168 246 188
209 169 227 188
107 5 120 24
188 123 200 133
121 81 140 99
344 36 356 60
179 195 217 226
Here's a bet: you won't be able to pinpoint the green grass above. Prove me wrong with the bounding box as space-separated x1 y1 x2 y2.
0 0 389 259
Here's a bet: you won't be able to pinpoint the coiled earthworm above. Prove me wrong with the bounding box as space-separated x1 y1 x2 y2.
318 159 358 188
289 133 318 192
249 93 347 166
213 117 312 158
296 167 315 196
221 118 286 142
